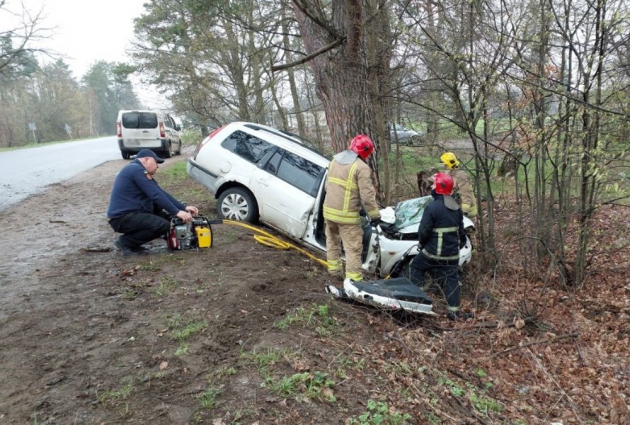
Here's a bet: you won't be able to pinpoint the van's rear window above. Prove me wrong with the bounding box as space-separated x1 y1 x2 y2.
122 113 158 129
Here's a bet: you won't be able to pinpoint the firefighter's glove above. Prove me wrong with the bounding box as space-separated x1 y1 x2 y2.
370 218 382 228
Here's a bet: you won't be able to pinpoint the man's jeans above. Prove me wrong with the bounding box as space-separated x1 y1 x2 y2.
109 212 170 249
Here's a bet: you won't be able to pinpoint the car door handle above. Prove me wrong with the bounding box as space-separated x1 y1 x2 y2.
256 178 268 187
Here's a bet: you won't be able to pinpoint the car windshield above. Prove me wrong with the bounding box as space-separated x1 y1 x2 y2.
392 124 405 132
393 196 432 229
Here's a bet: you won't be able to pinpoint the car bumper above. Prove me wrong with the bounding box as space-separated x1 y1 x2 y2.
187 158 219 195
118 139 169 153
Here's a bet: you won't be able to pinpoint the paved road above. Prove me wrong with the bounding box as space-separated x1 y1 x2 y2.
0 136 121 212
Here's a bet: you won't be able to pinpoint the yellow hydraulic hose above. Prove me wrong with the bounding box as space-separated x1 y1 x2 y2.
221 219 329 268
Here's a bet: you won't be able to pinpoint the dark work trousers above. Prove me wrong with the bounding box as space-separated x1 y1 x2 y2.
109 212 170 249
409 252 461 311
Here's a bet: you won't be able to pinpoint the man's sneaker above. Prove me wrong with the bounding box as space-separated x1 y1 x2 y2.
447 311 475 321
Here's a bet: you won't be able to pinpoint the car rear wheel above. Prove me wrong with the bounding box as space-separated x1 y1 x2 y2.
121 151 131 160
217 188 259 223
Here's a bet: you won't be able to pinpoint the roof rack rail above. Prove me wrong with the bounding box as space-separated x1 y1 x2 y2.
243 123 328 159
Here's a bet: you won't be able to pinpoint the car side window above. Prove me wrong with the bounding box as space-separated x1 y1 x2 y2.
264 151 283 175
222 131 275 164
166 115 178 130
275 150 324 196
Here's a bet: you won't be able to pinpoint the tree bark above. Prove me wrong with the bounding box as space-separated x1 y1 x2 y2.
291 0 370 153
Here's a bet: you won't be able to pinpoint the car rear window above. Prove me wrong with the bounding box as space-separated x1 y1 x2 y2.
221 131 274 164
122 112 158 129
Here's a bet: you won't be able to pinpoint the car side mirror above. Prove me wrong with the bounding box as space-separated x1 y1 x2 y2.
175 125 181 131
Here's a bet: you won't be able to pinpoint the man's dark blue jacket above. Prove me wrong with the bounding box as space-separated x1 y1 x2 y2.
418 193 466 261
107 159 185 218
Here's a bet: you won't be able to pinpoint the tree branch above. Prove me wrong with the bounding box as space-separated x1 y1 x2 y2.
490 332 579 358
271 37 344 72
291 0 340 39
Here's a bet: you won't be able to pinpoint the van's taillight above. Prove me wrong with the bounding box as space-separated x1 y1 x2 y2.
159 122 166 138
117 121 122 138
195 126 225 156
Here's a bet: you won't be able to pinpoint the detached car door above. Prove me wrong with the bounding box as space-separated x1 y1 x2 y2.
250 149 325 240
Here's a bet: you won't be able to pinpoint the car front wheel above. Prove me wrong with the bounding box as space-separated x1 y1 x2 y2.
217 188 259 223
408 136 422 146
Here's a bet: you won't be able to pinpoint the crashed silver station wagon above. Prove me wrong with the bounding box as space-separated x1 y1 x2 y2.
187 122 474 281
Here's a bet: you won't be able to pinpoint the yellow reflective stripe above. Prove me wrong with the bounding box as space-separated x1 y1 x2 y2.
328 177 358 189
324 214 361 225
366 209 380 217
343 162 359 212
328 259 343 272
323 206 360 218
432 227 458 256
328 177 348 186
432 227 458 233
331 217 361 224
346 272 363 281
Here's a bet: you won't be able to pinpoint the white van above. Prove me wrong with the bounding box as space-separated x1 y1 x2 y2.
116 110 182 160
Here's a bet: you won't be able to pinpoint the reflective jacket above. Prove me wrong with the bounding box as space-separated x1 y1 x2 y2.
323 150 380 224
447 168 476 217
418 192 466 261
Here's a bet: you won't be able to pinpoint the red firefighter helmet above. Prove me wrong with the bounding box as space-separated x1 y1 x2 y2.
433 172 454 195
350 134 374 160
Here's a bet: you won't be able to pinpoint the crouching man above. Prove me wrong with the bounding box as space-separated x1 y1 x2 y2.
409 172 473 321
107 149 199 255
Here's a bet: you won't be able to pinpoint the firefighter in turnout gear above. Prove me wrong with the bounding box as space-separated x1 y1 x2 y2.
409 172 473 320
323 135 381 282
439 152 477 218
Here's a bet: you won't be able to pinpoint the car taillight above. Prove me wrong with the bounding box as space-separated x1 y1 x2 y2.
117 121 122 138
159 122 166 138
195 126 225 156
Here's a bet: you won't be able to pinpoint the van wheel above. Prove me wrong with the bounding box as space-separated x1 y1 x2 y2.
175 142 182 155
121 151 131 160
217 188 259 223
162 143 172 158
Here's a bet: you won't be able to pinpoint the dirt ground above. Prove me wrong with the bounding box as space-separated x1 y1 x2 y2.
0 152 628 425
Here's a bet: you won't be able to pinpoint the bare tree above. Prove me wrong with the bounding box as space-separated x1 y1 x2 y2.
0 1 53 78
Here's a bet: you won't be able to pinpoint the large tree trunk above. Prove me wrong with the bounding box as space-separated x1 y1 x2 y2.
292 0 370 152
